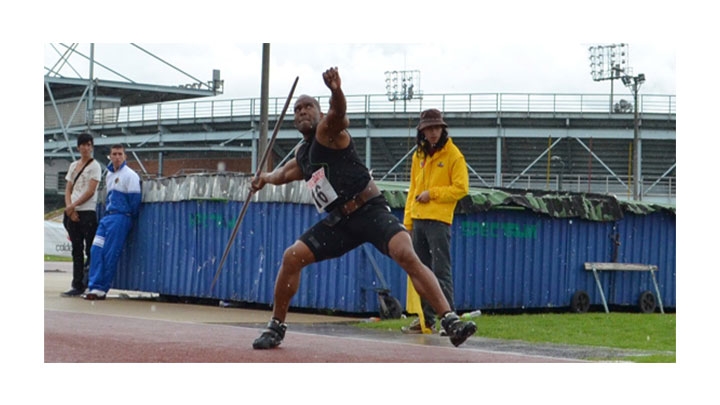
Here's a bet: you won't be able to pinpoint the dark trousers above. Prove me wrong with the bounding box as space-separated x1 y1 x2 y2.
63 211 98 290
412 219 454 324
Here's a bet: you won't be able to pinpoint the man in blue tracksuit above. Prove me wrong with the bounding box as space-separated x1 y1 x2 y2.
84 144 141 300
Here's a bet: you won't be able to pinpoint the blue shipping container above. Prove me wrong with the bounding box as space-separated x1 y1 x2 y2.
112 176 676 314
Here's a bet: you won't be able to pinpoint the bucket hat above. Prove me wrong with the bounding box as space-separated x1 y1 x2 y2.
417 109 448 131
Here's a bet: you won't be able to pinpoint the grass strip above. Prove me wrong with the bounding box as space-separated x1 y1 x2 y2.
356 312 675 362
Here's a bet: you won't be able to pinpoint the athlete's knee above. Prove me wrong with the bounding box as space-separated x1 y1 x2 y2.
388 233 420 270
281 241 315 270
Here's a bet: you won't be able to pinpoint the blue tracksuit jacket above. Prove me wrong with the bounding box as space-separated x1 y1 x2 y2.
88 162 141 292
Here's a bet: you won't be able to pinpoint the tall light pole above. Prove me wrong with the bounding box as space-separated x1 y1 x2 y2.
589 43 645 201
588 43 629 113
622 73 646 200
259 43 270 172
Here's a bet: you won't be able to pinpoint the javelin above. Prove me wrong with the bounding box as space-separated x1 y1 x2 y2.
210 76 299 292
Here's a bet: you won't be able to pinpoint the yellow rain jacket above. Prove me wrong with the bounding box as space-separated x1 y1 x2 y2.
403 137 469 231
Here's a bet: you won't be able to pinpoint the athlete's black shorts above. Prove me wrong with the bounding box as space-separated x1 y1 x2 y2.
299 195 407 262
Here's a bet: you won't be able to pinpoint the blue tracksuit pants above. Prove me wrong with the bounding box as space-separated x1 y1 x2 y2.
88 213 133 292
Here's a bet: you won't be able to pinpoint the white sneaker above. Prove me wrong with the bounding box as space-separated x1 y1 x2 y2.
401 317 436 334
83 289 106 300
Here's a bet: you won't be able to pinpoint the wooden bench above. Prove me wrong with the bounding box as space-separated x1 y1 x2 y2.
583 262 664 314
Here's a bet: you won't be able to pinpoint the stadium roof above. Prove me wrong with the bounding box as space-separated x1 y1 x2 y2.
44 76 220 106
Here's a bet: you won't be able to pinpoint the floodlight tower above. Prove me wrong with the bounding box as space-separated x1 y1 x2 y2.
384 70 421 112
588 43 629 112
622 72 646 200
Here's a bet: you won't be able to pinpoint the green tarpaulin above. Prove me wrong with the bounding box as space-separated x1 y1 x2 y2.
376 181 675 222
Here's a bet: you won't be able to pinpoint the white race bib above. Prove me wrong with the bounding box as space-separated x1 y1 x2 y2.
306 168 339 213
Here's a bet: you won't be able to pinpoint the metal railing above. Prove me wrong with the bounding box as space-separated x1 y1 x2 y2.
90 92 676 126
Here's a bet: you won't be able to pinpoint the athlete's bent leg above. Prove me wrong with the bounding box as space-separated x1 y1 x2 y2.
387 231 451 316
388 231 477 347
272 240 315 322
253 240 315 350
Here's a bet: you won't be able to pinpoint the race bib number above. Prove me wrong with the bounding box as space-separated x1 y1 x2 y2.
306 168 338 213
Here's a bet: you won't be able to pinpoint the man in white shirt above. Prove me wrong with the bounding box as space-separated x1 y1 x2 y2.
61 133 102 297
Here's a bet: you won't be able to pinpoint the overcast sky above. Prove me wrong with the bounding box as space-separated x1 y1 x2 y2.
44 42 676 101
39 1 695 104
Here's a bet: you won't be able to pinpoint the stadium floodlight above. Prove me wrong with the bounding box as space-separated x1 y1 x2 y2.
384 70 421 106
589 43 628 81
588 43 629 113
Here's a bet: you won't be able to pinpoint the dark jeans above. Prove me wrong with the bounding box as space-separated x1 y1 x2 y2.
412 219 454 324
63 211 98 290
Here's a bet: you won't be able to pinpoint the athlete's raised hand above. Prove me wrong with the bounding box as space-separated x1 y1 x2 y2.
322 67 342 92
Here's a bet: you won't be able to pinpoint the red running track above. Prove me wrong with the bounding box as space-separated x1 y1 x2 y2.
45 310 575 363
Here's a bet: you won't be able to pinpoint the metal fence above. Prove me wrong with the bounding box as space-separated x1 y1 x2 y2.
95 93 676 125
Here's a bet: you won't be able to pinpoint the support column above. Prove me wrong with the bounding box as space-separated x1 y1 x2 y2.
495 117 502 187
365 117 371 169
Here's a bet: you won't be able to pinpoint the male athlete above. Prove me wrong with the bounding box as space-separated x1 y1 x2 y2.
250 67 477 349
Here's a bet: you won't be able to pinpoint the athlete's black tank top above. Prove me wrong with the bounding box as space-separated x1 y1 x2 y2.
296 134 371 212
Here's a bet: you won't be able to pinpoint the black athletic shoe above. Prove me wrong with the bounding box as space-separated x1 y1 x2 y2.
61 288 84 297
252 319 287 349
441 313 477 347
